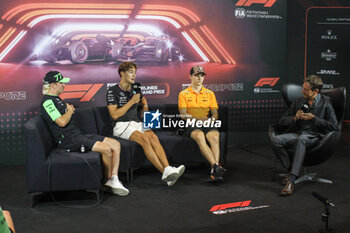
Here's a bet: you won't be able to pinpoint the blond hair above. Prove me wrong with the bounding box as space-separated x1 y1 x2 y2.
42 84 50 95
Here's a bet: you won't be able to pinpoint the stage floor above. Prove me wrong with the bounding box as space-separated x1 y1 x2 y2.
1 143 349 233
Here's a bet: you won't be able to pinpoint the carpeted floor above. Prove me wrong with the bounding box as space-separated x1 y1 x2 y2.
1 143 349 233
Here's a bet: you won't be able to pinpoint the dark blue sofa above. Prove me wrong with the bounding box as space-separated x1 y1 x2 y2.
24 104 228 205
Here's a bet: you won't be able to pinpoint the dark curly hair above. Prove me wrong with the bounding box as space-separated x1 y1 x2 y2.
305 75 323 91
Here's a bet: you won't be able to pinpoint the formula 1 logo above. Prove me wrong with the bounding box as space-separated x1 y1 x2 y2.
59 84 103 102
236 0 277 7
143 110 162 129
254 77 279 87
210 200 270 215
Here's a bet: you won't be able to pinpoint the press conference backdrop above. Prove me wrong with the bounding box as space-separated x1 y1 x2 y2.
305 7 350 119
0 0 287 164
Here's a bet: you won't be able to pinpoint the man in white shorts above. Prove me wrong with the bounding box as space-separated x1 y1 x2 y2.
106 62 185 186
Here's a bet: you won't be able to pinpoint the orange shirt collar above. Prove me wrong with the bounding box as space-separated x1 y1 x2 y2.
188 86 205 94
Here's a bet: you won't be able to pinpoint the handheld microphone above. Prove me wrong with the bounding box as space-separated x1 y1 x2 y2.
282 100 310 133
312 191 336 207
300 101 310 112
132 82 142 94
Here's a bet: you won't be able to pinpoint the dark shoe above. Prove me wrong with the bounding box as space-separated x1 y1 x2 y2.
281 173 290 185
281 181 294 196
209 173 223 183
213 164 227 177
209 164 226 183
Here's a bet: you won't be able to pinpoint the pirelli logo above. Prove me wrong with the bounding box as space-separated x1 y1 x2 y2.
254 77 279 87
59 84 103 102
236 0 277 7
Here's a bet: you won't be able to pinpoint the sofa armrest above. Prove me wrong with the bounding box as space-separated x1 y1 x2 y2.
24 116 55 192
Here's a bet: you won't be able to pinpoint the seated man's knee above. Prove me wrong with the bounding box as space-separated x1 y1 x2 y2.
206 131 219 144
191 130 205 142
103 145 112 157
106 137 120 150
297 135 309 144
271 135 285 146
147 131 159 142
95 142 112 157
139 133 152 146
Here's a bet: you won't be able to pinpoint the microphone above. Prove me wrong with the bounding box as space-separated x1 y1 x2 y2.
312 191 336 207
300 101 310 112
132 82 142 94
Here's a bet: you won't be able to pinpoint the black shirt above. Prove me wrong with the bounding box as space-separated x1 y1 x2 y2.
40 95 81 146
106 84 141 125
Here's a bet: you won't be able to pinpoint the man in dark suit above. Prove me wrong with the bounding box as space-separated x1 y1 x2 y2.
271 75 338 196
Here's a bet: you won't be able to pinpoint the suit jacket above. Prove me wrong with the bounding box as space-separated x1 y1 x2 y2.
279 94 338 137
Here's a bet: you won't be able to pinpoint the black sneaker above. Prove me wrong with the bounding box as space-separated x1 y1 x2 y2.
209 173 223 183
209 164 226 183
213 163 227 177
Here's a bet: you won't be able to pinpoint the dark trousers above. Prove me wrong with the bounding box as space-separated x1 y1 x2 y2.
270 132 319 176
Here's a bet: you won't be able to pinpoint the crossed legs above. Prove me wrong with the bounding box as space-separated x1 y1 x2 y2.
129 130 185 186
271 132 319 195
92 137 121 179
91 137 129 196
129 130 169 172
271 133 319 177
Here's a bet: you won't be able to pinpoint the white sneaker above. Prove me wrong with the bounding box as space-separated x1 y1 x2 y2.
161 166 179 182
167 165 185 186
104 179 129 196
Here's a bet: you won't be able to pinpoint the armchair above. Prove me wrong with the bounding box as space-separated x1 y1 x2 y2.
268 84 346 184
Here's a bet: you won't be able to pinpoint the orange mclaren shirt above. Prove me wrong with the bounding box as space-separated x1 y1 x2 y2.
178 86 219 118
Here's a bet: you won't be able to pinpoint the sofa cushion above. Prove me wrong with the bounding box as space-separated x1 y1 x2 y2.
74 108 98 134
93 106 114 136
47 150 103 192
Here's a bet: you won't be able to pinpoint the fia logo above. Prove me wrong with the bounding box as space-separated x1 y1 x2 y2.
235 8 246 18
143 110 162 129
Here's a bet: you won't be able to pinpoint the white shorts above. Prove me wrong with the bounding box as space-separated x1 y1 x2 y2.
113 121 148 139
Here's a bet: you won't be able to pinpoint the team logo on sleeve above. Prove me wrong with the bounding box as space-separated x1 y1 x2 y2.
143 110 162 129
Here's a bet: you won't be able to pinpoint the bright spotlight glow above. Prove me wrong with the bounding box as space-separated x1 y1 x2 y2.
128 24 162 36
135 15 181 29
34 36 53 54
166 41 173 49
178 54 184 62
0 30 27 61
28 14 129 28
181 32 209 62
53 23 125 37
